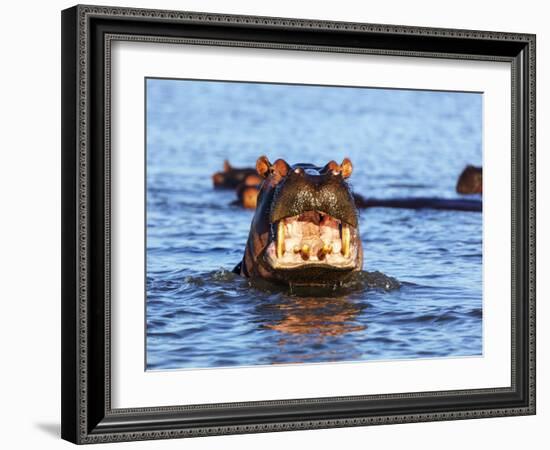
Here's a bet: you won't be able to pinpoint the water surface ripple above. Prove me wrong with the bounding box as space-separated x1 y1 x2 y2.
146 80 482 370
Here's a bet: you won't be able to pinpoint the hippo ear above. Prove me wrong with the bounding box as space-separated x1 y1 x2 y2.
322 159 353 178
341 158 353 178
322 160 339 174
256 156 272 178
272 159 290 178
223 160 232 172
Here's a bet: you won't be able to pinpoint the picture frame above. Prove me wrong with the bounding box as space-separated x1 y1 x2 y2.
61 4 536 444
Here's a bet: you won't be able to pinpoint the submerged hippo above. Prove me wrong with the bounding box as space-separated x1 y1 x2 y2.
234 156 363 286
212 160 258 189
232 173 263 209
456 165 482 194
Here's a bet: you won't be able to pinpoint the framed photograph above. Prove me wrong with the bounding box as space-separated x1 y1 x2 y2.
61 4 536 444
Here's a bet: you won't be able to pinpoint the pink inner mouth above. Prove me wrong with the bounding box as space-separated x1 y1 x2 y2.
284 212 341 255
267 211 356 267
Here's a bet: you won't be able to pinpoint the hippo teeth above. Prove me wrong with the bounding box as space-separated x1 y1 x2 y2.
300 244 311 260
269 210 355 267
317 243 333 260
341 224 350 258
277 221 285 258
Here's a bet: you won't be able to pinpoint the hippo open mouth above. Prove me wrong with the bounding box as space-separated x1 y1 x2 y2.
236 156 363 286
265 211 360 271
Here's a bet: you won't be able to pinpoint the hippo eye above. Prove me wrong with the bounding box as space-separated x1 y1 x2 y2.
332 170 340 176
294 168 304 175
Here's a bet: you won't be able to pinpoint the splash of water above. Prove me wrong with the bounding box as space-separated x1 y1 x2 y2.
184 268 400 298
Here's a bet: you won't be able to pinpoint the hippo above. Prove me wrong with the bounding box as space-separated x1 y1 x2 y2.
232 173 263 209
234 156 363 286
456 165 482 194
212 160 258 189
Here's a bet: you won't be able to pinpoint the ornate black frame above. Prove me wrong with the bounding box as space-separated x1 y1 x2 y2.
61 4 536 444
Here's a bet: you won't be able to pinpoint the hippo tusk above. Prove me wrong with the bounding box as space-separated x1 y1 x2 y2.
341 224 350 258
301 244 310 260
277 221 285 258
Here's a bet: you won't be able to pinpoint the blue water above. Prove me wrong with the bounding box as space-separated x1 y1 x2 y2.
146 78 482 370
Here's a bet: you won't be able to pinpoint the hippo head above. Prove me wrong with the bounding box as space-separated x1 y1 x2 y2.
212 160 258 189
237 156 363 286
235 173 263 209
456 165 482 194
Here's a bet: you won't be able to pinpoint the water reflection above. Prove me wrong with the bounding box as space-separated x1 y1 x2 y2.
264 296 366 337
